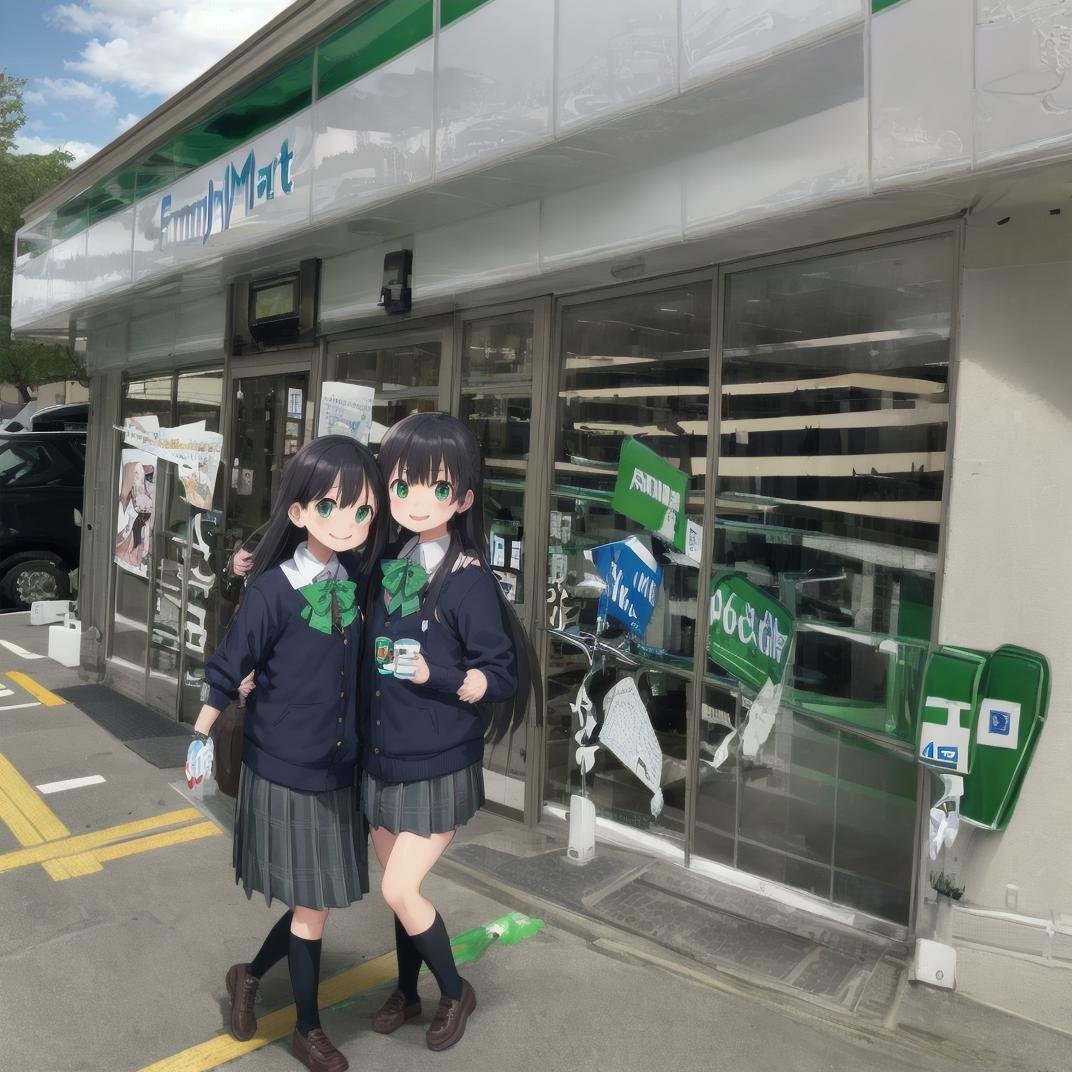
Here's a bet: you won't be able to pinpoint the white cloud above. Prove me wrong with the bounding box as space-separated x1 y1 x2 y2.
115 111 141 133
31 76 118 114
47 1 294 98
24 90 48 106
15 133 102 166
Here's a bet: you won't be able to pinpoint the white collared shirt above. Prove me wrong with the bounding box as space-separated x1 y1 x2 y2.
399 533 451 576
279 540 347 590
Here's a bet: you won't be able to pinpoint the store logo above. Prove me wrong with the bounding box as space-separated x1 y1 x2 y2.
158 138 295 248
628 468 681 513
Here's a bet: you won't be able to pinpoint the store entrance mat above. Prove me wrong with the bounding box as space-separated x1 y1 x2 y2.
55 684 193 769
448 845 893 1013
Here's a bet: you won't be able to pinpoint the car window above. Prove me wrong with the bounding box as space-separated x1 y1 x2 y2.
0 441 79 488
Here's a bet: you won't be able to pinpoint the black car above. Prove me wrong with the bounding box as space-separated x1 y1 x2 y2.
0 430 86 607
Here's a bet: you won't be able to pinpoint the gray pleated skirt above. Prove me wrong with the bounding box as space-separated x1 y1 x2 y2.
233 765 369 910
362 761 485 836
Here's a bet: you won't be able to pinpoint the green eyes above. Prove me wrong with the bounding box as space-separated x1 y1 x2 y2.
391 478 454 503
356 504 372 523
434 481 452 502
393 479 409 500
316 499 335 518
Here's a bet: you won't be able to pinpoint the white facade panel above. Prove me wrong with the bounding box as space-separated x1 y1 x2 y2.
415 201 540 297
47 232 89 314
556 0 679 135
540 164 683 269
976 1 1072 164
173 294 227 355
132 113 314 282
872 0 973 185
435 0 555 177
681 0 862 87
128 309 177 364
83 208 135 301
683 99 867 236
10 250 51 331
312 40 434 222
319 243 402 326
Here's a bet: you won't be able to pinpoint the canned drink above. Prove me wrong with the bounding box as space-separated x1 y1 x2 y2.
375 635 394 673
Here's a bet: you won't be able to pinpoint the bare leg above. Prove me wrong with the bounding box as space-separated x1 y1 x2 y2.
379 830 455 936
291 905 329 940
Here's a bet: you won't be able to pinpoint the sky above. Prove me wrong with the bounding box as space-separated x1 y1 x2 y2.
1 1 293 166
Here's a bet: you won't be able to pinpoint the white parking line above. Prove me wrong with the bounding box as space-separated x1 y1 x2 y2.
0 640 43 660
36 775 106 795
0 703 42 712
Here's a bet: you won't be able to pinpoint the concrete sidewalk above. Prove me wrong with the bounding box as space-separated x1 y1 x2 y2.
0 609 1067 1071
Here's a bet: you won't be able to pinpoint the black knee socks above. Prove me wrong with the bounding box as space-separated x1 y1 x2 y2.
409 912 461 1001
288 933 323 1036
249 909 294 979
394 914 423 1002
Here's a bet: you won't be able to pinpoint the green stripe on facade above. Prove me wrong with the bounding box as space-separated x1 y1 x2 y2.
319 0 433 99
27 0 438 253
872 0 908 12
440 0 494 28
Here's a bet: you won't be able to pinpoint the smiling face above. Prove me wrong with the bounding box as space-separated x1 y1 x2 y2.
388 462 474 538
287 477 377 555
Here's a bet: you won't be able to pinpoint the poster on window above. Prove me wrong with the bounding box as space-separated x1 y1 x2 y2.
115 448 157 577
317 381 375 445
120 417 224 510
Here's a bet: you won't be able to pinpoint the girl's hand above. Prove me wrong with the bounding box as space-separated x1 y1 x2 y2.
231 549 255 577
237 670 256 701
457 668 488 703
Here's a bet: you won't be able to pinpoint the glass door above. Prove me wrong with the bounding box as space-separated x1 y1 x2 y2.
543 284 713 849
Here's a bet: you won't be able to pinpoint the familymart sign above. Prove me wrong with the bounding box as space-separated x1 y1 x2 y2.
159 138 296 248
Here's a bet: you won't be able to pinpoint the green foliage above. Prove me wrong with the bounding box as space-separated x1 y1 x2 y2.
0 70 79 399
929 870 965 901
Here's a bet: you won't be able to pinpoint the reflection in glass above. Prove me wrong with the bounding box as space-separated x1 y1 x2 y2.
338 342 441 391
544 285 712 842
697 235 955 924
461 314 535 812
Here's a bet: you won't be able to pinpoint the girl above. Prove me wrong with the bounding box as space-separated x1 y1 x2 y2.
187 436 386 1072
361 411 537 1052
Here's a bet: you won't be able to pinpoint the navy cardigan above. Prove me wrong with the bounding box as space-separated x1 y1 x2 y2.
360 561 517 783
203 561 364 792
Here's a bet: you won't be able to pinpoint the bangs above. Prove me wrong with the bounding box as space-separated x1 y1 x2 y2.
379 414 474 496
297 438 375 507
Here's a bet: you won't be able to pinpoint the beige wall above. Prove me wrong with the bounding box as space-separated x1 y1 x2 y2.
940 242 1072 917
0 380 89 407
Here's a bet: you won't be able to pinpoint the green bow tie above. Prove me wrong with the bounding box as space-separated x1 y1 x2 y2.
381 559 429 617
298 578 358 635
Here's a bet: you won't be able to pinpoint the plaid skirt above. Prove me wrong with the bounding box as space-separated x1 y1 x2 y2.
362 760 484 836
233 765 369 910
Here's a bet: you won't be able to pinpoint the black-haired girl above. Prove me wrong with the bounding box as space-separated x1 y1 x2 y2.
189 435 386 1072
361 411 537 1052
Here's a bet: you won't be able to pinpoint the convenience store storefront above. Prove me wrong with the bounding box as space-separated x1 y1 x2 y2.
12 0 1072 941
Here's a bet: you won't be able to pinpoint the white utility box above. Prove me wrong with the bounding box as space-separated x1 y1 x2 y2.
48 617 81 668
30 600 75 626
912 938 957 989
566 793 596 866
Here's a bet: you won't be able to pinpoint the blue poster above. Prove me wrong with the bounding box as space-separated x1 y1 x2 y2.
589 536 663 636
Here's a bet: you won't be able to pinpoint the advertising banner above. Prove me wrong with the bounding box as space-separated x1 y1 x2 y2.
916 646 987 776
121 417 224 510
588 537 663 637
115 448 157 577
707 572 794 692
317 381 375 444
611 438 688 551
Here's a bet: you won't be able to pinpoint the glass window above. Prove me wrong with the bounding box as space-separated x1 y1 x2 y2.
693 234 955 924
0 442 79 488
543 284 712 843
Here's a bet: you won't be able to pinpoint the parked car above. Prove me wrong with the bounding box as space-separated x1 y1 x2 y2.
0 430 86 607
3 402 89 433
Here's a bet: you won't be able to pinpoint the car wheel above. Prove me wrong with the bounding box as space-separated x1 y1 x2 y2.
0 559 70 608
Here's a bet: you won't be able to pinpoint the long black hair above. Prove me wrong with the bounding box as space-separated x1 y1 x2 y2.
250 435 387 595
377 411 541 743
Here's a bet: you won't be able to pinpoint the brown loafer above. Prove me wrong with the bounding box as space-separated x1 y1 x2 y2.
225 963 260 1042
426 978 476 1052
292 1027 349 1072
372 988 422 1034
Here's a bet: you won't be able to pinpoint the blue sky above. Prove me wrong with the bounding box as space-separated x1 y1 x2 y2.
1 1 291 166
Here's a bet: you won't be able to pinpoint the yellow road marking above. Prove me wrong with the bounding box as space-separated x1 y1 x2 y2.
139 952 398 1072
5 671 66 707
0 785 47 846
0 807 204 874
43 853 104 880
0 753 70 843
47 821 221 881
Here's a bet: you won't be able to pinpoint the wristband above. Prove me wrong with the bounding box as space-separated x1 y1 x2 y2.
192 730 210 744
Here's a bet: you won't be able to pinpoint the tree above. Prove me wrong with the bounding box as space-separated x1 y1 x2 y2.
0 70 79 400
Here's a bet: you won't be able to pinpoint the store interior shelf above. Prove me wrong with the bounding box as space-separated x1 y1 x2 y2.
722 325 950 359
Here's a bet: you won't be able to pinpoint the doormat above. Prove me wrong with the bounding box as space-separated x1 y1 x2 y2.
55 684 193 769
